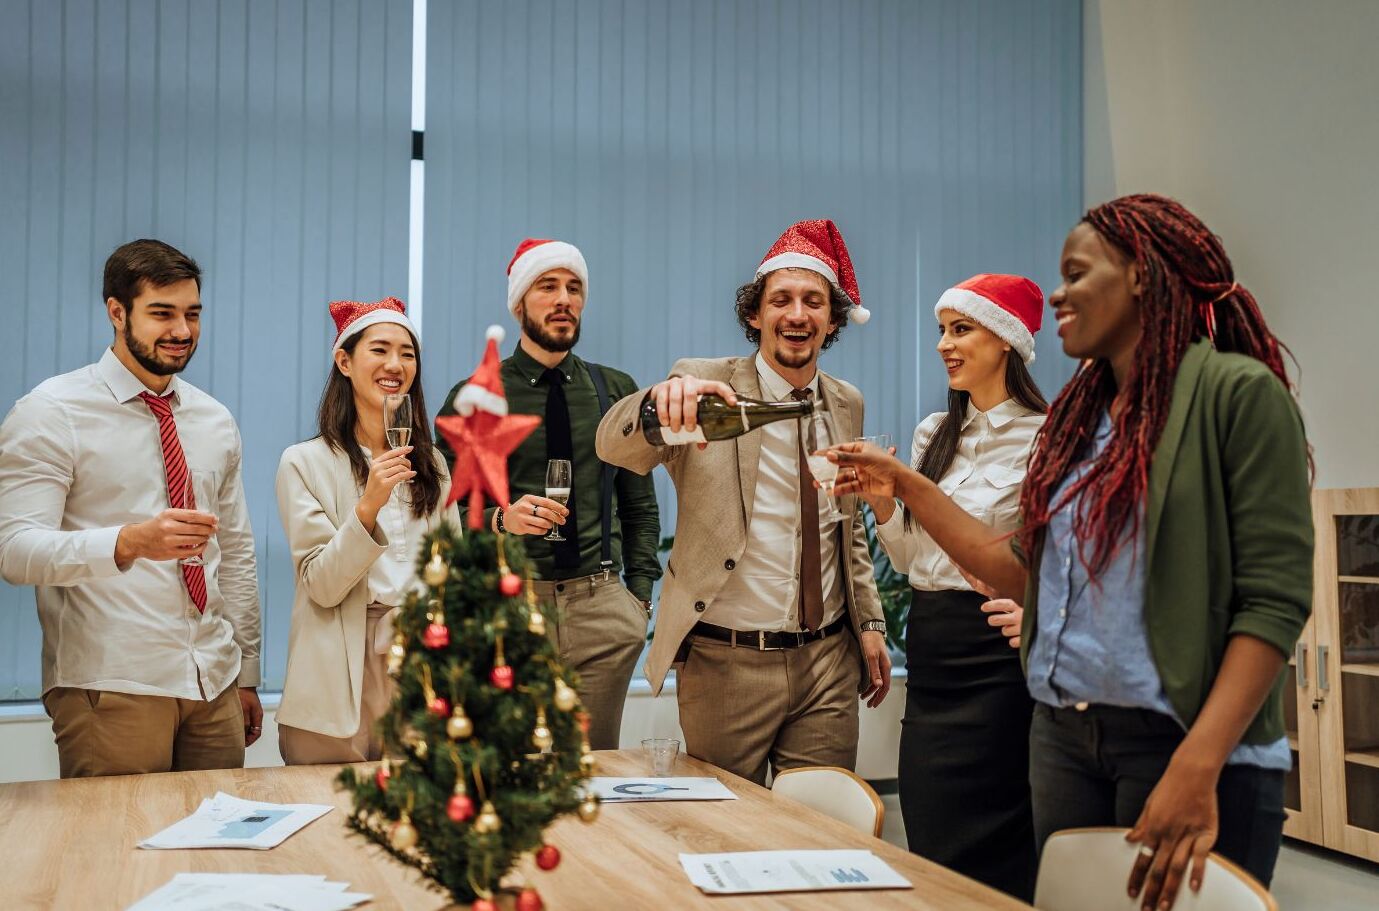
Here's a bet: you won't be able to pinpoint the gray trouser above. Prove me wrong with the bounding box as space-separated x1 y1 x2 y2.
532 574 649 750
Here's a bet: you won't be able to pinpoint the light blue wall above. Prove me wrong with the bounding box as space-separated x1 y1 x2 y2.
0 0 1081 700
421 0 1083 535
0 0 413 699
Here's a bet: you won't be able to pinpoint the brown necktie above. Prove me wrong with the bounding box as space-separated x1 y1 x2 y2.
791 388 824 631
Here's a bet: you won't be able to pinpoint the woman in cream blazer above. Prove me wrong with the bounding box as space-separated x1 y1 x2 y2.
275 298 458 764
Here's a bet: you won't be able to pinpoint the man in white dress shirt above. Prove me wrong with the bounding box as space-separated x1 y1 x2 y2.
595 220 890 784
0 239 262 778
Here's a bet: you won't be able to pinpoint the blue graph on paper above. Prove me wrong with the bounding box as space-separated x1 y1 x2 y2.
829 867 872 884
215 809 292 839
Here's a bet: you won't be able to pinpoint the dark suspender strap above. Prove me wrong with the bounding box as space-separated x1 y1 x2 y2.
587 362 616 571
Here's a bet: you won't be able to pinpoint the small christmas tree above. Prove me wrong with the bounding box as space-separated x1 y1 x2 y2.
338 326 599 910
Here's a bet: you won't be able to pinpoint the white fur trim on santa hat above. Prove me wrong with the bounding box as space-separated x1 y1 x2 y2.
755 252 839 286
507 241 589 316
935 287 1036 364
332 309 420 351
455 382 509 417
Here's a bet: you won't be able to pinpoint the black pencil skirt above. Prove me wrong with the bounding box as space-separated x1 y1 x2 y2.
898 588 1036 901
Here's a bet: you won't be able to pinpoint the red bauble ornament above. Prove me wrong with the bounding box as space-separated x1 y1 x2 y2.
489 664 514 690
515 889 543 911
374 763 390 791
470 900 497 911
535 844 561 871
447 793 475 823
498 572 523 597
421 621 450 649
428 695 451 718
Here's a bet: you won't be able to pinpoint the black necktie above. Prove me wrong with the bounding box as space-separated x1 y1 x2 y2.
543 367 580 569
790 388 824 631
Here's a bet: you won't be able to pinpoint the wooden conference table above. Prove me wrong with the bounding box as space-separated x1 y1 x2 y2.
0 750 1032 910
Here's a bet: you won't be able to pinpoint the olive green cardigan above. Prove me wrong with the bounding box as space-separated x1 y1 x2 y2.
1018 341 1313 745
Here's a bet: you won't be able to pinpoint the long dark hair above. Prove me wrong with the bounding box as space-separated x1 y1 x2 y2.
317 329 443 519
904 354 1048 529
1018 193 1297 575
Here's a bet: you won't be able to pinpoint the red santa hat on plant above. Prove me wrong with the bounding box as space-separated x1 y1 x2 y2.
329 296 419 350
453 325 510 416
934 273 1045 364
506 238 589 316
755 219 869 324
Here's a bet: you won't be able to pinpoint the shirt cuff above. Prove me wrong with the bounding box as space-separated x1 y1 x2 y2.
87 525 130 577
624 576 655 602
874 500 906 539
236 658 262 688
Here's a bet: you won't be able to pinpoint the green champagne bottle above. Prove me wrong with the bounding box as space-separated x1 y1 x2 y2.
640 393 814 446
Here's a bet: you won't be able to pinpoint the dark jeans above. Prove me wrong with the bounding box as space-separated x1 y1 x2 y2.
1029 702 1287 887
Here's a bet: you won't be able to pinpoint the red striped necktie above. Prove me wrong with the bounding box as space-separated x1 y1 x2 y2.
138 391 208 613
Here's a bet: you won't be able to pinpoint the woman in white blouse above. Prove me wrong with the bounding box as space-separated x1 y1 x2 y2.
274 298 458 764
867 275 1047 901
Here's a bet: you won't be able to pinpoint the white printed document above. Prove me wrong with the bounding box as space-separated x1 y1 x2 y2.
588 776 738 802
679 850 912 894
138 792 333 850
125 873 369 911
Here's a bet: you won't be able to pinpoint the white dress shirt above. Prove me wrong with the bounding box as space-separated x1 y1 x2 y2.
875 398 1043 592
358 447 429 610
706 353 845 631
0 348 260 700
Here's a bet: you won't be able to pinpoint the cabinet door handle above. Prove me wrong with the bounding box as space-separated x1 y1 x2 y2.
1318 644 1331 692
1295 643 1308 689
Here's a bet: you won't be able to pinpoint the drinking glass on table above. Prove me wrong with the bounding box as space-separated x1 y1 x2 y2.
544 459 572 542
805 411 846 523
642 738 681 776
178 470 217 566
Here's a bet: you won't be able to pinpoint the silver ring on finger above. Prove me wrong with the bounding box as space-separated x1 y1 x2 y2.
1138 845 1156 859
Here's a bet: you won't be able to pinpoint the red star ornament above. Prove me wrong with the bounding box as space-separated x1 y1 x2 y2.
437 410 539 528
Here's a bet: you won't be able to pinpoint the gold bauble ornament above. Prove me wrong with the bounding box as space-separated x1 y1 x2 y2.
553 679 577 712
532 708 553 751
446 705 473 740
528 608 546 637
577 794 600 823
391 813 419 851
423 552 448 587
474 800 501 834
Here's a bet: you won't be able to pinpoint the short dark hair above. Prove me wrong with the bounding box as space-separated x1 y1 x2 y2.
733 268 852 350
102 239 201 312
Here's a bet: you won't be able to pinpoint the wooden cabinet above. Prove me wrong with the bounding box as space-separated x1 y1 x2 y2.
1284 488 1379 862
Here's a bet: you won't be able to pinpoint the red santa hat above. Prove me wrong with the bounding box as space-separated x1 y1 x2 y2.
506 238 589 316
755 219 868 324
453 325 510 416
329 296 419 350
934 273 1044 364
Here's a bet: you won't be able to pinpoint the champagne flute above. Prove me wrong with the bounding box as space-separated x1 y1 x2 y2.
805 411 847 523
857 433 892 454
179 470 216 566
544 459 572 542
383 393 414 452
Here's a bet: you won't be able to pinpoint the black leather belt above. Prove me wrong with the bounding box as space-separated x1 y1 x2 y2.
690 616 849 651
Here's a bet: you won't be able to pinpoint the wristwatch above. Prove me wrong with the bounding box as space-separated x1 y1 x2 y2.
860 620 887 634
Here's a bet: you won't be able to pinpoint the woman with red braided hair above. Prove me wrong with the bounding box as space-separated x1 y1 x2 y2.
828 194 1311 910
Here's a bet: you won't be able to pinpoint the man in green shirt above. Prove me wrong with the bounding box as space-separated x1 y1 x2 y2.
435 238 661 749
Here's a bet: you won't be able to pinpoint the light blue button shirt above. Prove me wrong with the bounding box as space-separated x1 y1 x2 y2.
1026 413 1291 771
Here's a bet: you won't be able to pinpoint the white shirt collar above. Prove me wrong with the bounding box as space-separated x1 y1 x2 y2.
754 351 820 401
97 347 185 405
960 397 1032 431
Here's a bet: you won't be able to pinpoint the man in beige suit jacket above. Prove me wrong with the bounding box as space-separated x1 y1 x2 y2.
595 220 891 784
